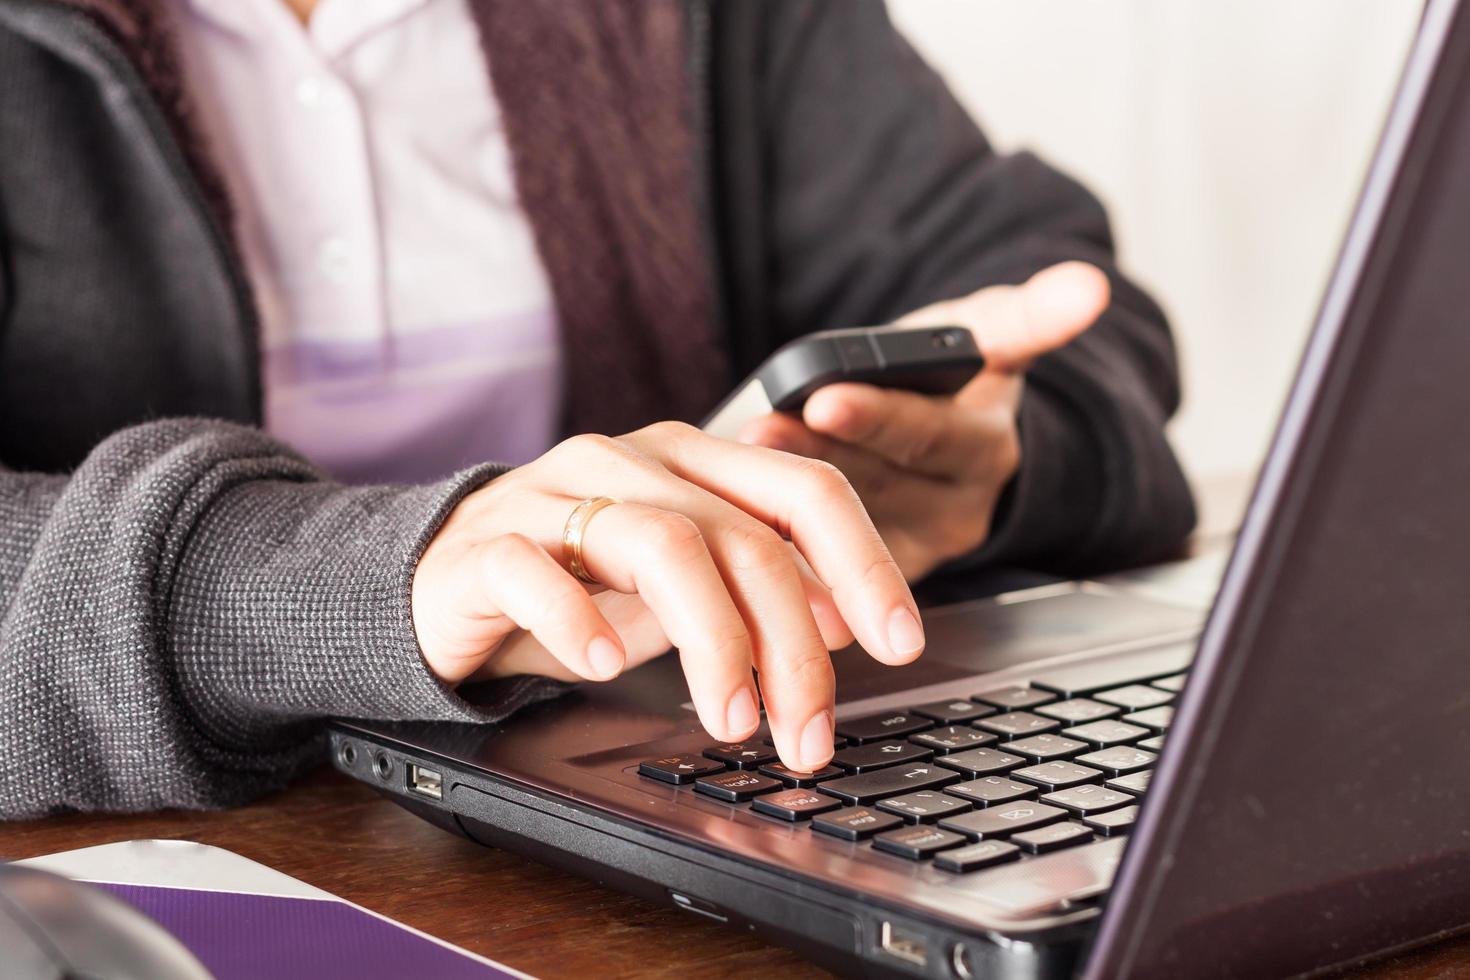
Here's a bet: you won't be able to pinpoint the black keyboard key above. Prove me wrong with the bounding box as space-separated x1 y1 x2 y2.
1011 761 1103 791
1011 821 1093 854
944 776 1036 807
1062 719 1150 747
1030 648 1189 697
703 742 776 769
878 790 973 824
693 770 783 802
1151 673 1188 693
1035 698 1119 724
1084 805 1139 837
1122 706 1174 731
1075 746 1156 777
758 762 844 787
973 686 1055 710
639 754 727 785
1095 684 1173 710
1004 734 1087 762
763 735 846 751
977 711 1059 738
836 711 931 744
812 806 903 840
1106 771 1152 795
909 726 997 754
911 698 995 724
832 740 932 773
1138 735 1166 752
872 825 968 860
752 788 843 821
939 801 1067 840
818 763 958 804
934 839 1021 873
1041 784 1135 816
933 747 1023 778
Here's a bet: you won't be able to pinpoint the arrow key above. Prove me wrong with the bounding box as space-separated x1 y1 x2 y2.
758 762 844 787
703 742 777 770
639 754 727 785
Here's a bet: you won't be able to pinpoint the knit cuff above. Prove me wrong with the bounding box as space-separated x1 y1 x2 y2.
166 462 565 759
945 379 1105 573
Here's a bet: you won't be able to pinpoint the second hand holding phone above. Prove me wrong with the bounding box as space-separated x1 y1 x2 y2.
702 324 985 440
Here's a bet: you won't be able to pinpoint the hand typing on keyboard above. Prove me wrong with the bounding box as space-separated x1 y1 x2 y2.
410 422 925 773
640 674 1183 875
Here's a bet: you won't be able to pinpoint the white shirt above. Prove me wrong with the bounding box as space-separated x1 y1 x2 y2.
168 0 564 483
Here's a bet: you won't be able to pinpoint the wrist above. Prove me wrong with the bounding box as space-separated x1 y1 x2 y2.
168 462 518 750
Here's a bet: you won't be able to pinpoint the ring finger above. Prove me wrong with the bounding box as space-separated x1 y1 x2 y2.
572 493 838 774
569 500 764 747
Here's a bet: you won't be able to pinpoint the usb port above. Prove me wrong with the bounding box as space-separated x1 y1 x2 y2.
407 764 443 800
880 921 928 969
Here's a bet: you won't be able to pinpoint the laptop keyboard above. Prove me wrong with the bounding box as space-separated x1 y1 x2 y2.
638 672 1184 875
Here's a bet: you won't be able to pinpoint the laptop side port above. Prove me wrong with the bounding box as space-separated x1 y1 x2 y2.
407 763 443 800
879 921 928 970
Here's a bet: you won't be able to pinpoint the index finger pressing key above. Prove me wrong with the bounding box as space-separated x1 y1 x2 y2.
650 430 925 665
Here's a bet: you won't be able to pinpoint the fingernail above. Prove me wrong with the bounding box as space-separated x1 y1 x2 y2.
886 607 925 659
586 636 625 680
725 688 759 738
799 711 834 771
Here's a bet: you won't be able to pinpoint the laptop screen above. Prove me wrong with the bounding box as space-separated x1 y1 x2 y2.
1089 1 1470 975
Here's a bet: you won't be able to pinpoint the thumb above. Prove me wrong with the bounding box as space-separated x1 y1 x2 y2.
897 261 1109 372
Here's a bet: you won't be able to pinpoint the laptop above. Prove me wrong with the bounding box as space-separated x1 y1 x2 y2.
331 1 1470 975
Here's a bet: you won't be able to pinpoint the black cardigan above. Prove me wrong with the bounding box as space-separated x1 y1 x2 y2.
0 0 1194 816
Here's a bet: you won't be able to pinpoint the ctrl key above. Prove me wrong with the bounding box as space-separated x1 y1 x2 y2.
812 806 904 841
872 825 967 860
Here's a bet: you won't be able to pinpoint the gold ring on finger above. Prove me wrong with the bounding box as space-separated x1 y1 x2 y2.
562 496 622 585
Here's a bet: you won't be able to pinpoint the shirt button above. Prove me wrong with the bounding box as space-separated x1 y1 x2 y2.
315 237 353 281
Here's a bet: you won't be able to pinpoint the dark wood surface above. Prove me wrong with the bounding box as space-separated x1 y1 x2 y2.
0 767 826 980
4 765 1470 978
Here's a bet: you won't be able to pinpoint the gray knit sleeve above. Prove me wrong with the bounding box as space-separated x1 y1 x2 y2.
0 419 561 819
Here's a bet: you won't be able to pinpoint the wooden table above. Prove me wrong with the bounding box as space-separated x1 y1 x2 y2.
3 767 1467 979
4 476 1469 978
0 767 825 979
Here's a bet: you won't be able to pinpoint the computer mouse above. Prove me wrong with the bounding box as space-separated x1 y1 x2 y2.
0 863 211 980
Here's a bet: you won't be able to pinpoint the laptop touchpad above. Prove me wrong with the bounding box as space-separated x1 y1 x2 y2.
827 585 1203 703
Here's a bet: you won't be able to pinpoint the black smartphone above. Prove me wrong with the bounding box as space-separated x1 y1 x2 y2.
702 324 985 439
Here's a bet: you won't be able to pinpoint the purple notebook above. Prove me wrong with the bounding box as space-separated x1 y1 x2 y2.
16 841 530 980
97 882 517 980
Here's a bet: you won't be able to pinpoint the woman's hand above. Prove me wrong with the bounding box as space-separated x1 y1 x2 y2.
410 423 923 774
738 262 1110 581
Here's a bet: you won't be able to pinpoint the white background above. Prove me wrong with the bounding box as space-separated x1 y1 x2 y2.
889 1 1422 490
